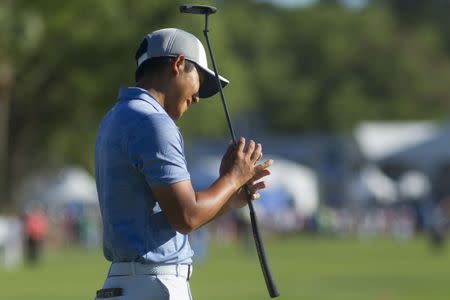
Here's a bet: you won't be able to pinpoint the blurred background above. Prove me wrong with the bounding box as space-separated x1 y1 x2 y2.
1 0 450 299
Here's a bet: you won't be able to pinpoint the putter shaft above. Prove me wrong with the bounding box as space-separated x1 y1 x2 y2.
200 11 280 299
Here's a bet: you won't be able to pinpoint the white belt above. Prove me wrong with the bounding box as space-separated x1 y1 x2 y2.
108 262 193 280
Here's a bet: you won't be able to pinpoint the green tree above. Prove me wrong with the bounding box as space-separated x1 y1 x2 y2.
3 0 450 208
244 4 450 133
0 0 35 206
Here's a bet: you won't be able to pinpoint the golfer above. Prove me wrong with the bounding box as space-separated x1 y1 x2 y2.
94 28 273 300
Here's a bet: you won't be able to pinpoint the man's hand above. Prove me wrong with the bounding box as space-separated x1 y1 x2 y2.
228 164 272 209
220 137 273 209
152 137 272 234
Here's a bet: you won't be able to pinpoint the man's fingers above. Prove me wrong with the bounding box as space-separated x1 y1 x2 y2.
255 159 273 172
248 181 266 193
251 169 271 182
248 160 273 182
251 192 261 200
244 139 256 157
237 137 245 153
250 143 262 162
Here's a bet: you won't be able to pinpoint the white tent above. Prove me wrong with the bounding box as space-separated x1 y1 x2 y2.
354 121 438 161
263 157 319 217
398 170 431 201
381 128 450 172
42 167 98 206
348 164 398 204
17 166 98 212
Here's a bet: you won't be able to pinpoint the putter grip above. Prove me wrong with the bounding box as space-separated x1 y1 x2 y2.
246 188 280 298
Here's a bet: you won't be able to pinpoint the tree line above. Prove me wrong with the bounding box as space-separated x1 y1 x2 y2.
0 0 449 207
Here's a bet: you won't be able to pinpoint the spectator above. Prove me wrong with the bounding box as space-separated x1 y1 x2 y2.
24 208 48 265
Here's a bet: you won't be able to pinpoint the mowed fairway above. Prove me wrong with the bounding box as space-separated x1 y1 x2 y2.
1 235 450 300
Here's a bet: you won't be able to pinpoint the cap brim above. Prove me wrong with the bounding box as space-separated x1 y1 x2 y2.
197 66 229 99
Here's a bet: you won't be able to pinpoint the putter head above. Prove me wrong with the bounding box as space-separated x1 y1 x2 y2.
179 4 217 15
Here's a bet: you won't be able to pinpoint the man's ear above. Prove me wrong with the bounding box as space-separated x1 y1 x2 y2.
171 55 185 75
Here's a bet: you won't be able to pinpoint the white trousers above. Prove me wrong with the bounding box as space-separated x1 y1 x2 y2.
96 263 193 300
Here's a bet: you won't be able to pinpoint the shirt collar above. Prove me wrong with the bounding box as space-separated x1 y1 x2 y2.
117 87 164 112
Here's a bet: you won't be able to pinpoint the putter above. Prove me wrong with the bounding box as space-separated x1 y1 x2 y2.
180 4 280 298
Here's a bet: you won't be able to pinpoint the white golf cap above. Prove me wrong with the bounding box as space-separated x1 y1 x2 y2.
136 28 229 99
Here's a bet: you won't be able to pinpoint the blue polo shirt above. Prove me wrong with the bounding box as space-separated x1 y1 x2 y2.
95 87 193 264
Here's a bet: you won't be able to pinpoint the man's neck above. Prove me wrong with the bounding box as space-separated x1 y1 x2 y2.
136 80 166 109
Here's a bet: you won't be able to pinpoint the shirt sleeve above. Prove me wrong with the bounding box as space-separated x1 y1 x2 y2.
126 114 191 187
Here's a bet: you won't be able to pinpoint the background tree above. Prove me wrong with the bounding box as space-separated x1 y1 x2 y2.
381 0 450 51
2 0 450 209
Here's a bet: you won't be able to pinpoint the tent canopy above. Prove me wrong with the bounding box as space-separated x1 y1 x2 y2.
354 121 438 161
18 167 98 211
43 167 97 205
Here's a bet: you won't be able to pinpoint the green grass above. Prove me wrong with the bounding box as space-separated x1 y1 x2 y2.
1 235 450 299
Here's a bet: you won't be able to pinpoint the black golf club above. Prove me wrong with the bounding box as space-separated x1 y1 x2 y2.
180 4 280 298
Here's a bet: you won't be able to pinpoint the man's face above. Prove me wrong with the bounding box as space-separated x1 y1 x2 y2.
166 58 204 120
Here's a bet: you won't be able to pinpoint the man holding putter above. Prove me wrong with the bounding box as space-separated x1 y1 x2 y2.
94 28 272 299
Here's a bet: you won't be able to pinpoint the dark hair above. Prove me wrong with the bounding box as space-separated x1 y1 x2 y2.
134 38 197 82
134 57 171 82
